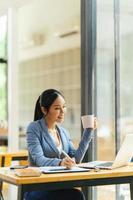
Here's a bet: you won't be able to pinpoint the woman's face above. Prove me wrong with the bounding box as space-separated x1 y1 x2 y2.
45 95 67 123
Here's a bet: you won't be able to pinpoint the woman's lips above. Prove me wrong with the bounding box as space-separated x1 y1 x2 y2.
58 116 64 120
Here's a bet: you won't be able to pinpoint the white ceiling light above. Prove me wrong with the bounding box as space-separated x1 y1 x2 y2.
54 25 80 38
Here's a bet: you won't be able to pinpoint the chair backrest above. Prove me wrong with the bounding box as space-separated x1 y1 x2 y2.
0 150 28 167
4 155 12 167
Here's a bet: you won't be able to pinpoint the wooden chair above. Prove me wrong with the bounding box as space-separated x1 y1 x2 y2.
0 150 28 200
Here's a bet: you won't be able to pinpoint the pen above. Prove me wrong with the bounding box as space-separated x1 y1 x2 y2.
61 150 71 159
61 150 75 163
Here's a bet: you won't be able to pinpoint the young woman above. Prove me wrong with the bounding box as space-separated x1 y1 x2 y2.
25 89 97 200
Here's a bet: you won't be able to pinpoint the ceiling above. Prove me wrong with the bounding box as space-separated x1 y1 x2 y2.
18 0 80 47
0 0 32 15
1 0 133 60
0 0 80 60
0 0 80 40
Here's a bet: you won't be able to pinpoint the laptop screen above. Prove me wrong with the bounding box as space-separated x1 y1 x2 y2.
112 134 133 169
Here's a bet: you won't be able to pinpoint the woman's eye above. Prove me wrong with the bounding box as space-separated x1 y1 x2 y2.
55 107 60 110
55 106 66 111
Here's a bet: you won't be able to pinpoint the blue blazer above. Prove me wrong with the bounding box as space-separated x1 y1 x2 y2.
26 118 93 167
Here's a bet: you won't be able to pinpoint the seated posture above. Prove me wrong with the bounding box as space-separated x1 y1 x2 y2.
25 89 96 200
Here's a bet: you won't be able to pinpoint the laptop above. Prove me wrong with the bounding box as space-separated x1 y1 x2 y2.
79 134 133 169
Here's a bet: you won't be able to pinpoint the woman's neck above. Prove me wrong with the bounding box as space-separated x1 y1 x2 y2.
44 117 56 130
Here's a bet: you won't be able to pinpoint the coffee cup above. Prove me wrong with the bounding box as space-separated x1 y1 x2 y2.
81 115 94 129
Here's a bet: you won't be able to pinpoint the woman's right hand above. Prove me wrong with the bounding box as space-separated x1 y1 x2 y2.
60 157 76 169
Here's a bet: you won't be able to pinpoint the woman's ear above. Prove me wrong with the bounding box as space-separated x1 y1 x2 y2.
41 107 47 116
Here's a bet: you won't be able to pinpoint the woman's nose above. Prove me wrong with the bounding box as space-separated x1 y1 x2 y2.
60 108 64 113
60 107 65 113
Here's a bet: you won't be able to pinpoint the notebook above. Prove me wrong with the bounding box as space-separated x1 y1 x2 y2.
40 166 90 173
14 167 41 177
79 134 133 169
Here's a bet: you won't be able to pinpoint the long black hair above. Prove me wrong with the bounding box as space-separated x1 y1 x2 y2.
34 89 64 121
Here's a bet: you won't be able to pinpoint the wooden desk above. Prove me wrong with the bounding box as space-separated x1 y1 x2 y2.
0 165 133 200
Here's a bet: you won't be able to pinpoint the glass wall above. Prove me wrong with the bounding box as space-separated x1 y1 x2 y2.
96 0 133 200
0 15 8 147
120 1 133 137
0 15 7 121
119 0 133 199
96 1 115 200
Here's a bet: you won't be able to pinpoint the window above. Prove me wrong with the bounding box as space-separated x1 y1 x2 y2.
0 15 7 121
